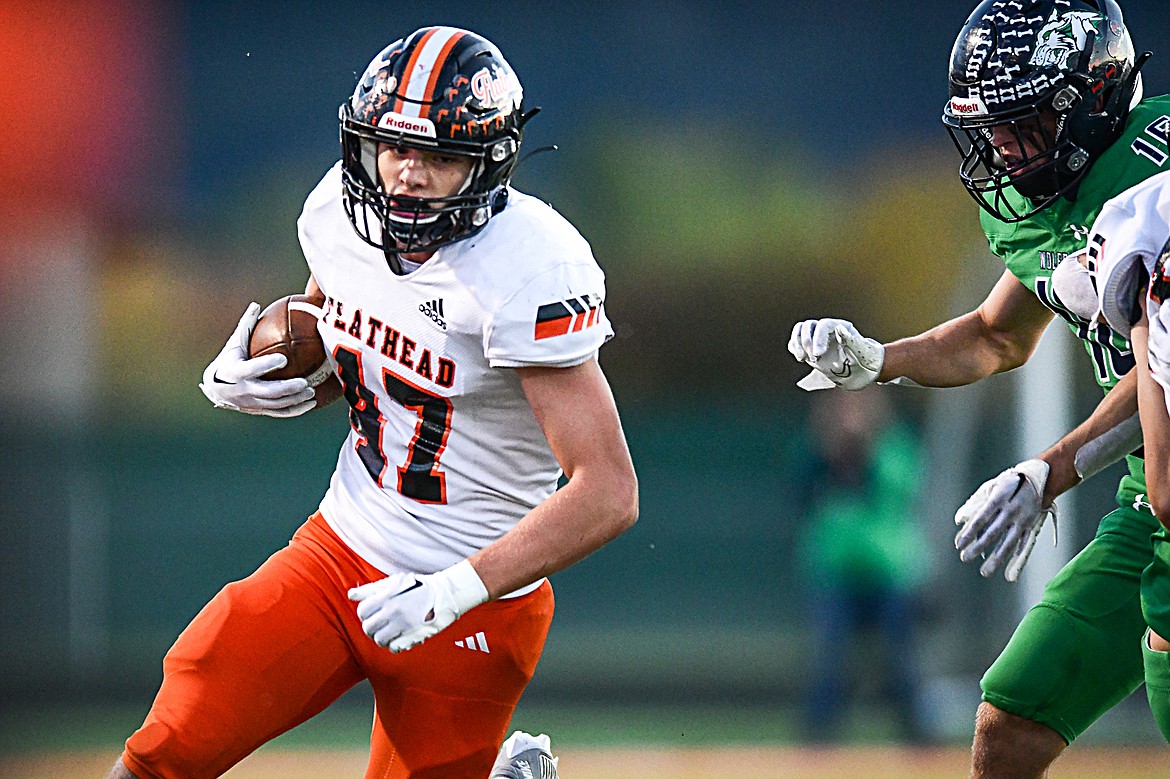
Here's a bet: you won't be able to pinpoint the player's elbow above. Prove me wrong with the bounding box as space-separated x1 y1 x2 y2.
974 312 1043 374
601 467 640 538
983 326 1036 373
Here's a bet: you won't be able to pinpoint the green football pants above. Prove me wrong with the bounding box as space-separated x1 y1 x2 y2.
980 501 1158 743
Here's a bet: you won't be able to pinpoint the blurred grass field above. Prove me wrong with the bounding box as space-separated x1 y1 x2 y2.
3 700 1168 778
7 746 1170 779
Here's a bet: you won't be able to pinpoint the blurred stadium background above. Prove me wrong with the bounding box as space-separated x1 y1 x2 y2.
5 0 1170 775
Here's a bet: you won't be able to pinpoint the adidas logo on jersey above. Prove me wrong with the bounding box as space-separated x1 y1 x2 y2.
455 631 490 653
419 298 447 330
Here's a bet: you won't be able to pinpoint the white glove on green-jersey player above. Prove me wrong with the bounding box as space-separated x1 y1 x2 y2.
788 318 884 391
954 458 1057 582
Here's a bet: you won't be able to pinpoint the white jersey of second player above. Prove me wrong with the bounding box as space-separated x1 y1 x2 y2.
299 162 613 587
1092 169 1170 336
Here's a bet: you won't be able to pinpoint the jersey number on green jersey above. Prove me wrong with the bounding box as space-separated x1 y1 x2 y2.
1035 276 1134 385
1131 115 1170 166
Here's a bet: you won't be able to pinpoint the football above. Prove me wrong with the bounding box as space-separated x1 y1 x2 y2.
248 294 344 409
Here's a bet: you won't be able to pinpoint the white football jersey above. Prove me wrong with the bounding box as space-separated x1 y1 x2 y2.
299 162 613 585
1091 169 1170 337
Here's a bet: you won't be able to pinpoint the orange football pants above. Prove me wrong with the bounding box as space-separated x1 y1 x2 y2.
122 511 554 779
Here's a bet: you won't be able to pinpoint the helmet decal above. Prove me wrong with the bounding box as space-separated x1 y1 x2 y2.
964 2 1062 110
377 112 436 138
352 47 402 126
961 24 991 80
470 66 523 111
1029 10 1104 71
949 95 990 117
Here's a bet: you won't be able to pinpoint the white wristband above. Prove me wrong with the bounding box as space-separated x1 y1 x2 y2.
444 559 490 615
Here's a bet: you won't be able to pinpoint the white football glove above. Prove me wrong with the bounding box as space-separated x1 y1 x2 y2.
954 458 1058 582
788 318 884 391
198 302 317 418
348 560 489 653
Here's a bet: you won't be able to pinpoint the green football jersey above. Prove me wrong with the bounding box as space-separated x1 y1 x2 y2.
980 95 1170 497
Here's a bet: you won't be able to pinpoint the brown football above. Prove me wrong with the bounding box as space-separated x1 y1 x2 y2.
248 294 343 409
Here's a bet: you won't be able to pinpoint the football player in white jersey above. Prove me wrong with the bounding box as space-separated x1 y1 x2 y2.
106 26 636 779
1090 170 1170 744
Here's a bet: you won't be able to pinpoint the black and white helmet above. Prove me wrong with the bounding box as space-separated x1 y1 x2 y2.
943 0 1147 222
340 27 531 256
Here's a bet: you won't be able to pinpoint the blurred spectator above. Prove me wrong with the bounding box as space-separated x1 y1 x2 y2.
796 389 929 743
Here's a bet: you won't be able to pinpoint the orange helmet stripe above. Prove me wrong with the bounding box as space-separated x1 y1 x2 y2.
420 31 466 114
393 27 437 114
393 27 466 117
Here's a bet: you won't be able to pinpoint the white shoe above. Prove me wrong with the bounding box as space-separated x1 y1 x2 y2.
489 731 559 778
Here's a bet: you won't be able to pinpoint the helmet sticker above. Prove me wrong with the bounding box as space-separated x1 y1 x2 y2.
1029 10 1104 72
950 95 989 116
470 66 522 110
378 112 437 138
371 74 397 102
962 26 993 84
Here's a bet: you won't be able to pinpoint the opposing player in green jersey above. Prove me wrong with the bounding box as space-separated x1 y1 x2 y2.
790 1 1168 776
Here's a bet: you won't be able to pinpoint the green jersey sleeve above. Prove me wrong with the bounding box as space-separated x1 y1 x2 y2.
981 94 1170 391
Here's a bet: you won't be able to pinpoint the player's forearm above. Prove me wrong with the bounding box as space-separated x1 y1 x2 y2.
1136 376 1170 516
1133 326 1170 526
1036 368 1138 506
468 466 638 600
878 310 1028 387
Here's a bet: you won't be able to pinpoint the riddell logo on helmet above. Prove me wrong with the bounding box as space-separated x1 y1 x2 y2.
378 112 437 138
949 96 988 116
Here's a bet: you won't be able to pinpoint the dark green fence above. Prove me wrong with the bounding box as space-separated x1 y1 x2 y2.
1 400 812 702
